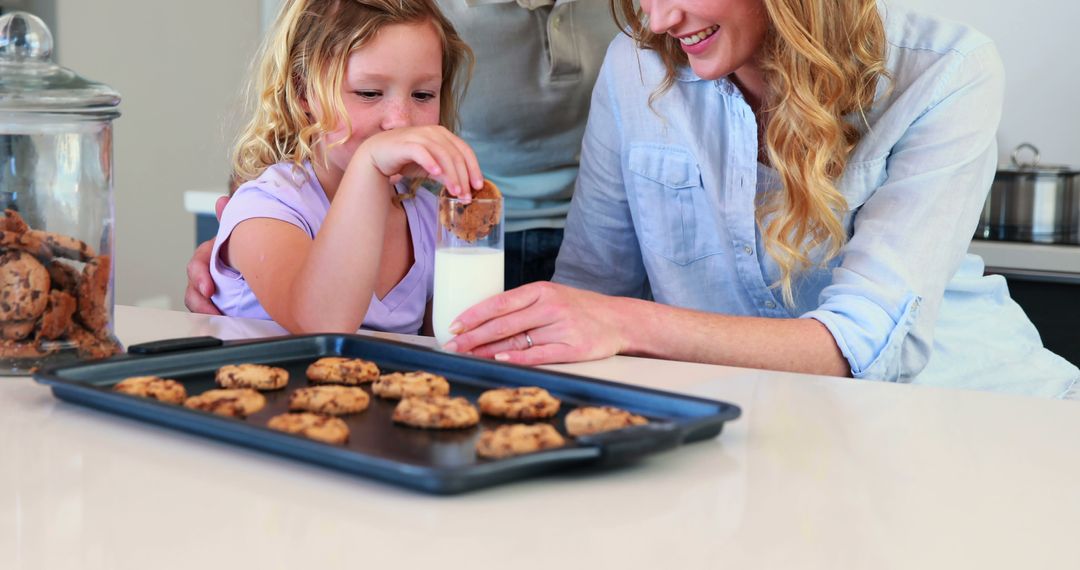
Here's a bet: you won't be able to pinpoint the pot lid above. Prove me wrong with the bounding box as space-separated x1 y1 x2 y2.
0 11 120 116
999 143 1077 174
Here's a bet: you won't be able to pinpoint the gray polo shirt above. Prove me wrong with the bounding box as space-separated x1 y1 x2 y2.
440 0 618 232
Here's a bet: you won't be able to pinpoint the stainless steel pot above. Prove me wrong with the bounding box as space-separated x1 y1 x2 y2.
977 143 1080 244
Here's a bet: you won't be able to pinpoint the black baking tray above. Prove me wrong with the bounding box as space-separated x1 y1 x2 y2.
33 334 741 494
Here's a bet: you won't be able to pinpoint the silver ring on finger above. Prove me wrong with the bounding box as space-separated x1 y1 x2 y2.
524 331 534 349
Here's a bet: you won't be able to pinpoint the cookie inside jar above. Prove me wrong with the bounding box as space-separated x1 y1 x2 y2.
1 209 121 373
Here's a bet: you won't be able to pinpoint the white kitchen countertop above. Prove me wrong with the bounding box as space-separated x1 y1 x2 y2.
969 239 1080 275
1 306 1078 569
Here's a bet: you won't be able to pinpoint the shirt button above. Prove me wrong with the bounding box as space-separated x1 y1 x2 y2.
765 300 777 309
743 245 753 255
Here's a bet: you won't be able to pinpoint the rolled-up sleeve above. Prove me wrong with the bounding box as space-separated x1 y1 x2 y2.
801 42 1006 381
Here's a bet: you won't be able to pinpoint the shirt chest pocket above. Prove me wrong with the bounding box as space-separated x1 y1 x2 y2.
627 145 724 265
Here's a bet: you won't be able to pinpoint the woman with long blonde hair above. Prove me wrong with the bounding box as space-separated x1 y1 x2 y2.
447 0 1078 397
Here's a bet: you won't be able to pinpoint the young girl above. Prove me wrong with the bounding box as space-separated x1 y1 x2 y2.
210 0 480 335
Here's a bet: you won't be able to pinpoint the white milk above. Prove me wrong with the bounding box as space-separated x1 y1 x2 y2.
433 247 505 345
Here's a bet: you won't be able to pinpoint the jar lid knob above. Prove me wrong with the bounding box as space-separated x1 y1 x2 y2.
0 11 120 114
0 11 53 63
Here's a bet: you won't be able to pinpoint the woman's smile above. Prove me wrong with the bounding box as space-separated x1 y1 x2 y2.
676 24 720 55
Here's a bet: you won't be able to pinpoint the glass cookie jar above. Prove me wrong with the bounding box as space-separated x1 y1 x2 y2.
1 11 122 374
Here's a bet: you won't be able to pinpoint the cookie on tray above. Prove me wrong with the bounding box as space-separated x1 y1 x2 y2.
184 388 266 418
113 375 188 404
289 385 370 415
477 386 560 419
215 363 289 391
267 412 349 445
476 423 566 459
372 371 450 400
565 406 648 437
392 396 479 429
305 356 380 385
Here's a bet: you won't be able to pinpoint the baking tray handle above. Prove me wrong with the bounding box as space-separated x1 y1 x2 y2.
575 423 683 464
127 336 224 355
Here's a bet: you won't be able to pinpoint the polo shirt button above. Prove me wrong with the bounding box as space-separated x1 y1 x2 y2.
743 245 753 255
765 300 777 309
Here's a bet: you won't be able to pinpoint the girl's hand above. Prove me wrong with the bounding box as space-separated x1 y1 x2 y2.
357 125 483 200
442 282 631 365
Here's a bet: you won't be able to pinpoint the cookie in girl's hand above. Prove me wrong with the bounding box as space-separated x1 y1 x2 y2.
438 179 502 242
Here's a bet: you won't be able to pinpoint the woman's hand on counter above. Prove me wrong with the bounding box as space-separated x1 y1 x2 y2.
442 281 632 365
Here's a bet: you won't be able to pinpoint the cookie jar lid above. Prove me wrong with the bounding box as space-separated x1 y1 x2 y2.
0 11 120 117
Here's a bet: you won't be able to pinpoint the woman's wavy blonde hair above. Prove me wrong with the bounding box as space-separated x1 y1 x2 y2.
231 0 473 195
611 0 887 306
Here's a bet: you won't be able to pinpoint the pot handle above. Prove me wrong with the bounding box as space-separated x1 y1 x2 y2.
1010 143 1072 171
1011 143 1041 169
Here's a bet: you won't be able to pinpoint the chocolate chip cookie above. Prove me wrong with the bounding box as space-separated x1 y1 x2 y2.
216 363 289 391
565 406 648 437
74 255 110 334
476 423 566 459
392 396 479 429
113 375 188 404
0 250 50 322
289 385 370 415
477 386 561 419
36 290 76 340
305 356 380 385
267 412 350 445
372 371 450 400
184 388 266 417
439 179 502 242
0 319 35 341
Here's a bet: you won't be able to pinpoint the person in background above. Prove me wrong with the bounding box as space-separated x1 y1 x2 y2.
208 0 480 334
444 0 1080 398
185 0 620 314
440 0 619 287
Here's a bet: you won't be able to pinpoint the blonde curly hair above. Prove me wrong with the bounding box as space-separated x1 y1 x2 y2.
231 0 473 193
611 0 888 306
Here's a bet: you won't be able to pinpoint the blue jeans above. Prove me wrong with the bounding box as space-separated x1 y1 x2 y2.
504 228 564 290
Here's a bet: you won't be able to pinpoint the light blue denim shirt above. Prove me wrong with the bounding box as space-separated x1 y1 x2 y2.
553 3 1079 398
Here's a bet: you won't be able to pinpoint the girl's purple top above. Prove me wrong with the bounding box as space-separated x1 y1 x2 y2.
210 161 435 334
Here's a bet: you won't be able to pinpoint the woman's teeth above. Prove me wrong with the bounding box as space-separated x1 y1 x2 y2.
679 25 719 46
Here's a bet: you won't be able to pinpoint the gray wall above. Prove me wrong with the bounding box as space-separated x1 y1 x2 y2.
903 0 1080 167
52 0 262 309
20 0 1079 310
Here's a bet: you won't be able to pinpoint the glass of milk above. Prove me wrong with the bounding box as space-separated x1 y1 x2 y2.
433 192 504 345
